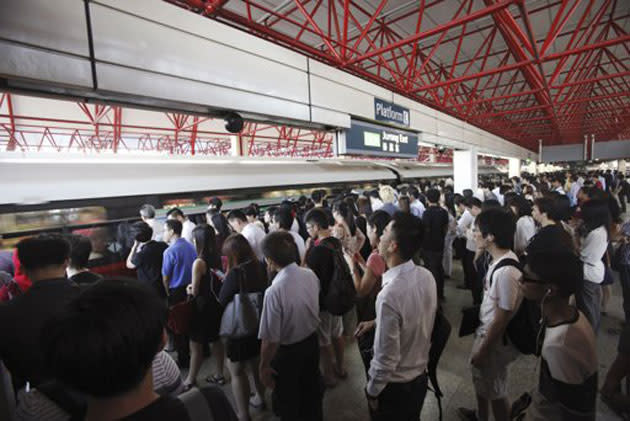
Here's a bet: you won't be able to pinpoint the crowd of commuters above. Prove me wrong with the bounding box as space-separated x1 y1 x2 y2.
0 168 629 421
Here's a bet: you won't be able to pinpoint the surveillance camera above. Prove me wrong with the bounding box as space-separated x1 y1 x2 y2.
436 145 446 153
224 112 244 133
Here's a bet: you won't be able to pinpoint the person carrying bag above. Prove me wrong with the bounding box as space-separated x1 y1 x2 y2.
220 264 264 339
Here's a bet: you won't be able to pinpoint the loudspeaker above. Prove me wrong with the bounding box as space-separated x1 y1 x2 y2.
224 112 244 133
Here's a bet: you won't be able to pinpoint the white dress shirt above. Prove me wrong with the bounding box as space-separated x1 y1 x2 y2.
181 219 196 244
367 260 437 396
514 216 537 255
241 222 266 261
288 230 306 262
410 200 425 218
147 218 164 242
258 263 320 345
291 218 300 233
457 209 473 238
569 181 582 207
580 226 607 284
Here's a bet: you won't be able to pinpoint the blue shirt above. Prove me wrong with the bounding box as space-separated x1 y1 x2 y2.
161 238 197 289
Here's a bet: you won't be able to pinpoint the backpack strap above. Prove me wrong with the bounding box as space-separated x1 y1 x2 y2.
178 387 214 421
487 257 521 287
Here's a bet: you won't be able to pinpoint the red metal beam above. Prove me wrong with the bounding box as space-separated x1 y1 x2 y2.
344 0 515 66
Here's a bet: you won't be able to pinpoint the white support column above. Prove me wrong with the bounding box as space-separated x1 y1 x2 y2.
508 158 521 178
619 160 627 174
453 148 478 195
230 135 242 157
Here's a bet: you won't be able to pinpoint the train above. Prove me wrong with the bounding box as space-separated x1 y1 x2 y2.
0 152 503 277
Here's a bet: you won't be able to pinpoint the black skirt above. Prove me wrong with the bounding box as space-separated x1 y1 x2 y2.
227 335 261 362
189 295 222 343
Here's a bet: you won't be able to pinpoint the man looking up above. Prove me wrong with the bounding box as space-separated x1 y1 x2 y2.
458 208 522 421
360 212 437 420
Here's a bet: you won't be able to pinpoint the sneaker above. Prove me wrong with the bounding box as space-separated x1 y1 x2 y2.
457 407 478 421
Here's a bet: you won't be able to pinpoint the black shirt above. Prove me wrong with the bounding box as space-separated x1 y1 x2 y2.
422 205 449 251
131 241 168 284
121 387 237 421
0 277 80 387
218 260 268 308
69 271 104 286
305 237 342 309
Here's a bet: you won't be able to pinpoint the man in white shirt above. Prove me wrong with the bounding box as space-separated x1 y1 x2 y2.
356 212 437 421
568 174 582 207
409 188 426 218
139 204 163 242
271 206 306 262
227 209 266 261
461 198 483 303
550 176 565 195
166 207 196 244
258 231 323 421
458 208 522 421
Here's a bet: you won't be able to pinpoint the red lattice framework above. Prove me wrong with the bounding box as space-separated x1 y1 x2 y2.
0 93 334 158
169 0 630 150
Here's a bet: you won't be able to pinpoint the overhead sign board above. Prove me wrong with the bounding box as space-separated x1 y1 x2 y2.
339 120 419 159
374 98 410 127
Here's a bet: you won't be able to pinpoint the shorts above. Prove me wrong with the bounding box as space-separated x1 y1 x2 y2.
342 306 357 337
470 333 518 400
317 311 343 347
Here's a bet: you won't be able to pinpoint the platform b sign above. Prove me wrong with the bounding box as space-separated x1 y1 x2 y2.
374 98 410 127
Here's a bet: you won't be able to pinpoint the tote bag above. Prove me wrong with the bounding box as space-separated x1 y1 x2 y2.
220 265 264 339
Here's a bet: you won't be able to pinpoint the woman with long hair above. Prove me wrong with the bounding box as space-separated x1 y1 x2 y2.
183 224 225 390
206 208 232 252
350 210 391 374
219 234 268 421
332 200 366 260
577 199 611 333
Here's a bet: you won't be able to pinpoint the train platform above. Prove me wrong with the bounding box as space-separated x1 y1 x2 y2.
183 259 624 421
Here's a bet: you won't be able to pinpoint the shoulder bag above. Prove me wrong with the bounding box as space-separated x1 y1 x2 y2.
220 264 264 339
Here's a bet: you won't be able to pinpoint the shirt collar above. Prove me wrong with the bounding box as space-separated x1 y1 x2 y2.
273 262 298 284
382 259 415 288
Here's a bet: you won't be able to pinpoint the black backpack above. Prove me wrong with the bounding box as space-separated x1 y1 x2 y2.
428 306 451 421
487 258 541 356
319 238 357 316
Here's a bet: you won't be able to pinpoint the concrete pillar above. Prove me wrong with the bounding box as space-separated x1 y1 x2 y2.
619 160 627 174
230 135 242 156
453 148 478 195
508 158 521 178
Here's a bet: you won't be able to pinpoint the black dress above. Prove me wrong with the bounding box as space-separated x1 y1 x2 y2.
219 261 268 362
189 267 222 344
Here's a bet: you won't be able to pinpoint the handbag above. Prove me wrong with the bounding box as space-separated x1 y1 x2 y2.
168 299 193 336
220 265 264 339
